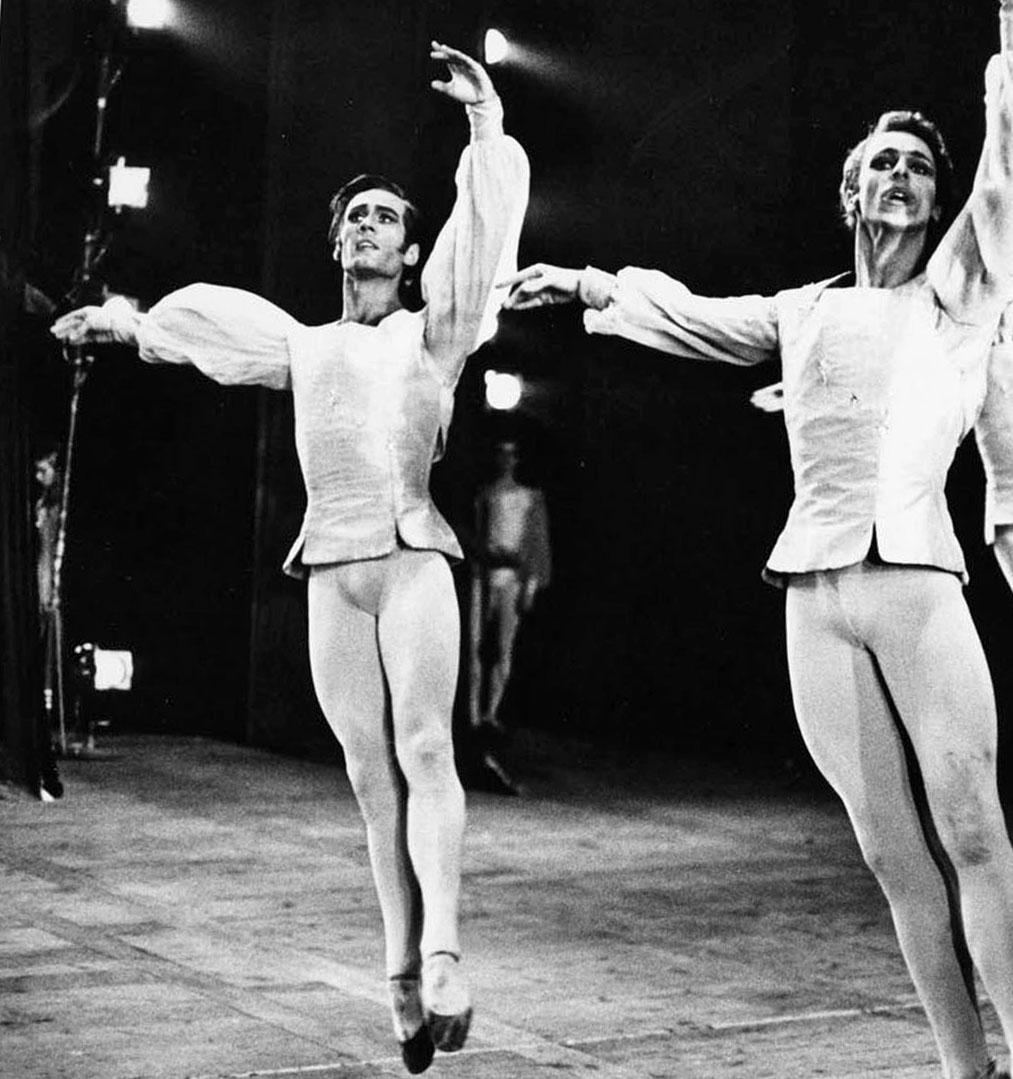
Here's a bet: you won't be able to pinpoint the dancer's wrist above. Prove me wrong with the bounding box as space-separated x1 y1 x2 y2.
577 266 617 310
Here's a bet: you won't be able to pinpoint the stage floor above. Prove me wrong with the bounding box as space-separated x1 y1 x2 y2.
0 731 1002 1078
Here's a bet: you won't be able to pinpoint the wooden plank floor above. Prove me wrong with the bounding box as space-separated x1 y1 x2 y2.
0 732 1003 1078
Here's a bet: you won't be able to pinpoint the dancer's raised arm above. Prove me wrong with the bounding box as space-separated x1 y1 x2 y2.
977 320 1013 586
421 43 529 386
928 1 1013 322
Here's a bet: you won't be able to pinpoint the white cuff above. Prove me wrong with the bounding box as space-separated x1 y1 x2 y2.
101 296 143 346
577 266 618 310
467 95 505 141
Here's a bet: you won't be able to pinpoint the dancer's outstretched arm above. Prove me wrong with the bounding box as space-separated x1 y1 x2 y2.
51 286 296 391
50 296 142 349
501 261 779 367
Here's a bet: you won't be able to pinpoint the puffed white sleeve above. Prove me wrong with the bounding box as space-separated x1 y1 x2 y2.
136 283 297 391
928 3 1013 324
421 96 530 386
582 267 779 366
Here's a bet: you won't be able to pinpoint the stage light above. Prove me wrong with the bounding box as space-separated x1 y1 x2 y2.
484 29 510 65
74 644 134 691
125 0 172 30
484 370 523 411
107 157 151 210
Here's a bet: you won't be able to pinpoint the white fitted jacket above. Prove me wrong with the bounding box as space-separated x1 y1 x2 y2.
583 27 1013 584
134 99 529 577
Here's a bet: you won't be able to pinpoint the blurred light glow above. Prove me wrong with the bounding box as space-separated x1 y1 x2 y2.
484 370 523 411
108 157 151 209
484 28 510 65
126 0 172 29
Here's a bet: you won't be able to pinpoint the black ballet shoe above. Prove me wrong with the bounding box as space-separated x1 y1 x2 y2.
399 1024 435 1075
425 1004 473 1053
421 951 473 1053
389 972 434 1074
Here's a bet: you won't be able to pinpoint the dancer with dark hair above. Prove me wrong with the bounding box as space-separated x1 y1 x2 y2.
52 42 528 1074
501 7 1013 1078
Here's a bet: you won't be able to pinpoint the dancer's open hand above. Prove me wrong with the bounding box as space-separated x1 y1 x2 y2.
50 298 138 347
498 264 581 310
429 42 495 106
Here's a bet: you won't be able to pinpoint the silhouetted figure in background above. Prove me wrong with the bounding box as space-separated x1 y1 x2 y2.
34 449 60 617
468 439 551 734
459 439 550 796
33 448 62 750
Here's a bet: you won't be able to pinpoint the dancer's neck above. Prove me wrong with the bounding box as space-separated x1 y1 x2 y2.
341 274 403 326
853 222 927 289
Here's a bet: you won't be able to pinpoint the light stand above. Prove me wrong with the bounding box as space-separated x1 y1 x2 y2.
45 0 153 756
43 348 94 756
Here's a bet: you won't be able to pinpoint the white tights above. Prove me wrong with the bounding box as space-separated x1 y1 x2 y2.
307 548 465 980
786 562 1013 1079
468 569 523 727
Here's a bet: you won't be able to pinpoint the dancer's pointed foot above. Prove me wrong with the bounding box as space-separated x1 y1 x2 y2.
389 974 435 1074
479 714 507 734
421 951 473 1052
399 1025 435 1075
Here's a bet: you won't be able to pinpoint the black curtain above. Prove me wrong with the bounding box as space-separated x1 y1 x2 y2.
0 0 61 797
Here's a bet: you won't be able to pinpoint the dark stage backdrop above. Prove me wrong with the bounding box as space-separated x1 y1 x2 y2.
30 0 1013 776
0 0 67 794
29 0 271 745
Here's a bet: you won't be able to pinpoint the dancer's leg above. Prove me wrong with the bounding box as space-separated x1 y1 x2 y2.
378 549 464 957
868 567 1013 1063
467 570 485 729
786 572 990 1079
378 549 471 1047
307 563 422 984
485 573 522 727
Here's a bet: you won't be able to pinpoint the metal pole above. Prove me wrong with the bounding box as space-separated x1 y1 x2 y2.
50 352 92 753
47 7 122 751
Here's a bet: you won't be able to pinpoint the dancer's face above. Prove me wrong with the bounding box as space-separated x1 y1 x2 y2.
494 443 518 476
35 458 56 488
854 131 940 233
335 189 420 280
